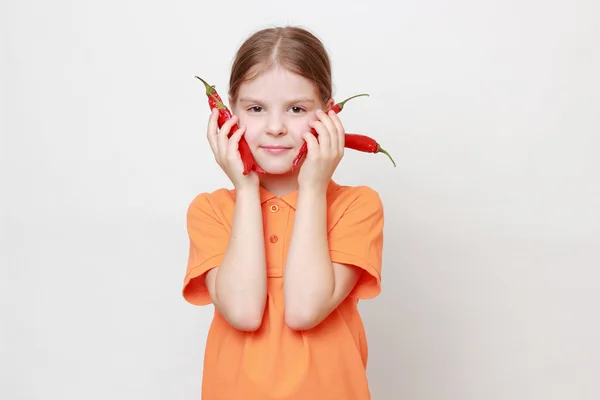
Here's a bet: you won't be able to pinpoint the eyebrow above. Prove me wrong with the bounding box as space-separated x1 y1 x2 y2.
238 97 316 104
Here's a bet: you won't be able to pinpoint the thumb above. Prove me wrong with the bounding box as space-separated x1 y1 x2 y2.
228 125 246 152
232 124 245 141
301 131 318 155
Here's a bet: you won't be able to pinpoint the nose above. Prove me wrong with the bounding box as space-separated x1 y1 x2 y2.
265 113 287 136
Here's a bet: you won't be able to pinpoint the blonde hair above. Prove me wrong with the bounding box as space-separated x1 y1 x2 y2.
228 26 332 105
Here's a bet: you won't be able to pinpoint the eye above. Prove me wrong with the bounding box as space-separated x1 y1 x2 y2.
247 106 263 113
290 106 306 114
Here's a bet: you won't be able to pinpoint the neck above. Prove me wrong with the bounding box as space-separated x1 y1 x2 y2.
259 169 300 197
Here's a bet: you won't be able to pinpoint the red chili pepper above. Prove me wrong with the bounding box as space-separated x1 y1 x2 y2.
344 133 396 166
291 93 369 171
195 76 265 175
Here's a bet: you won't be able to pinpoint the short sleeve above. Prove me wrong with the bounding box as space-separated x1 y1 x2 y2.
328 187 384 299
182 193 229 306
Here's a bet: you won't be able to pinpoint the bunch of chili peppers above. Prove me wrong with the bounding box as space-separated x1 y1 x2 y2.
195 76 395 175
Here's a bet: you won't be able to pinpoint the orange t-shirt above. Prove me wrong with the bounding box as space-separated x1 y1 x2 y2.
182 179 384 400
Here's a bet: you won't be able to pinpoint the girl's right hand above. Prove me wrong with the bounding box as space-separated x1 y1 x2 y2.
207 108 259 190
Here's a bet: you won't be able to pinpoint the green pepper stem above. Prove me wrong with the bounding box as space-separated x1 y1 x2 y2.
336 93 369 111
377 146 396 167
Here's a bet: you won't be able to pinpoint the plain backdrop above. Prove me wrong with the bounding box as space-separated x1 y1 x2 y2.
1 0 599 399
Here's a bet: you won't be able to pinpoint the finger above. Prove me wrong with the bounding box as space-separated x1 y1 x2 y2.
301 131 319 157
227 125 245 160
316 109 336 150
319 109 338 151
328 110 345 152
309 113 330 151
217 115 238 158
207 108 219 155
308 122 326 152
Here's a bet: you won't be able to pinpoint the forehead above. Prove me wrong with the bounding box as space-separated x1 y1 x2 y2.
237 65 319 102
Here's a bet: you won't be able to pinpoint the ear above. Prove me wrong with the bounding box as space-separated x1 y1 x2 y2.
325 97 335 111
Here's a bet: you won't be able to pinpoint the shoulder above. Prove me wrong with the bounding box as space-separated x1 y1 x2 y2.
325 182 384 232
187 187 236 220
328 183 384 214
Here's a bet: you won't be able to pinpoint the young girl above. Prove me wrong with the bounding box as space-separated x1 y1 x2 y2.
182 26 385 400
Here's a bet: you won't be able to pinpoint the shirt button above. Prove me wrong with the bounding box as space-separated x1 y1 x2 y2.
269 235 278 243
269 204 279 213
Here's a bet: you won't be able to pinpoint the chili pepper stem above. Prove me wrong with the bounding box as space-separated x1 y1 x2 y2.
194 76 228 110
194 76 216 97
377 145 396 167
336 93 369 111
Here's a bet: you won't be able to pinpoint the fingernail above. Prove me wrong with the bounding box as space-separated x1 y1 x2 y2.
316 109 323 114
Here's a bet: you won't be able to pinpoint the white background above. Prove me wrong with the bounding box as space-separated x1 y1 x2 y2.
2 0 599 399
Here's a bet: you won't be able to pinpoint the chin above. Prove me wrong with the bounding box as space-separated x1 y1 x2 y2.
254 157 296 175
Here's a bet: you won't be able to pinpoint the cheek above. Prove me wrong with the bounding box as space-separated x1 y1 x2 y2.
289 117 314 140
238 118 261 145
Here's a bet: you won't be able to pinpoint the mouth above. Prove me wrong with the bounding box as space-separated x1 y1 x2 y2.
260 145 293 155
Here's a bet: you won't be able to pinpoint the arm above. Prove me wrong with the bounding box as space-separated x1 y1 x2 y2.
205 186 267 331
283 187 361 330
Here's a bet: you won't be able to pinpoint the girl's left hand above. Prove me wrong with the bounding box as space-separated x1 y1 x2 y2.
297 109 345 192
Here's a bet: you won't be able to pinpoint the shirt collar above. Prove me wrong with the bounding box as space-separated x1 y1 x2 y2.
259 180 339 210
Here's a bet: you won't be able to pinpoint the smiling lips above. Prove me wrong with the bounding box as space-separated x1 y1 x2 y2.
260 145 293 155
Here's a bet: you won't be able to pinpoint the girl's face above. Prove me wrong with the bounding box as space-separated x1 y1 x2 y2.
231 65 333 175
